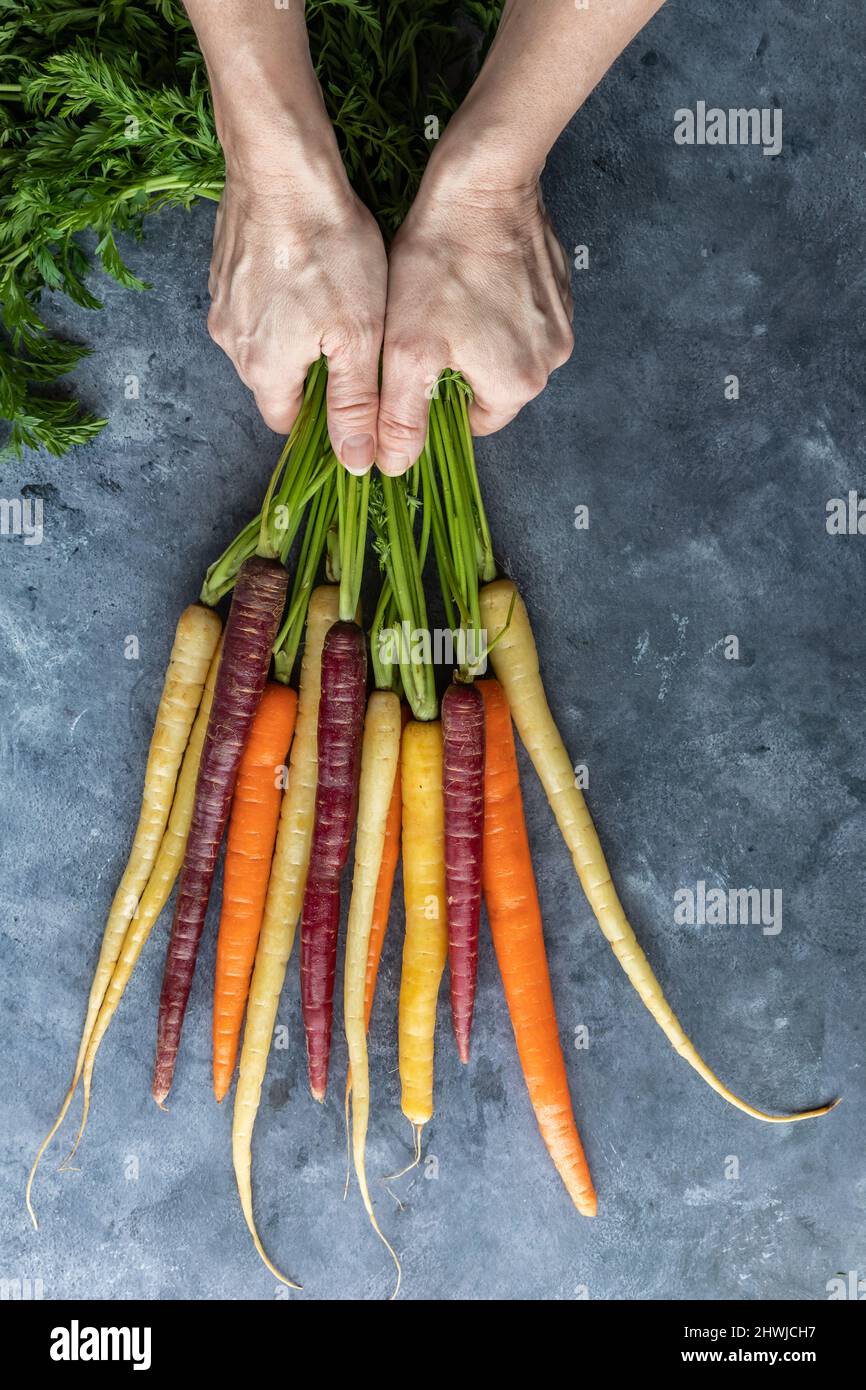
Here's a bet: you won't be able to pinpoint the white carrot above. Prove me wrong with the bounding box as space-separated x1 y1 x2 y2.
343 689 402 1294
231 584 339 1287
480 578 838 1124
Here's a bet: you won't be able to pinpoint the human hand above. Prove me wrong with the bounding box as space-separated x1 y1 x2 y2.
207 163 387 474
376 154 574 475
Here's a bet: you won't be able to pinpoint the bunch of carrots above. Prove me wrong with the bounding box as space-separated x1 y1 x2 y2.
27 368 838 1299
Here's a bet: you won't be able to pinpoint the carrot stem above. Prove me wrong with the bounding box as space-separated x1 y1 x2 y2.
369 470 436 720
201 361 331 603
273 472 338 683
336 467 370 623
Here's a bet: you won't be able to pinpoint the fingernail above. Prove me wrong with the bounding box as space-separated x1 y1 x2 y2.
340 434 375 474
376 451 412 477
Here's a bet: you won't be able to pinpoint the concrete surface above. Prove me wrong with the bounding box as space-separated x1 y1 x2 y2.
2 0 864 1301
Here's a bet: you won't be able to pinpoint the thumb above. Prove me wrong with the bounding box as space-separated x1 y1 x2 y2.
326 337 381 475
377 338 446 476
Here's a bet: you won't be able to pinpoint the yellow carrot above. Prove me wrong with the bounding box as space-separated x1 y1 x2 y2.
343 689 402 1293
480 578 838 1125
232 585 339 1287
26 603 221 1226
65 636 224 1169
398 721 448 1139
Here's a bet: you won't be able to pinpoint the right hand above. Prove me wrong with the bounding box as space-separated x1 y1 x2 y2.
207 168 387 474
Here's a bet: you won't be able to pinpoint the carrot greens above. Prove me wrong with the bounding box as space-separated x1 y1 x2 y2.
369 467 437 721
1 2 502 458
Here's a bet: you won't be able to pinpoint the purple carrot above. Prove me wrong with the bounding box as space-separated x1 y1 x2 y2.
442 680 485 1063
152 556 288 1105
300 621 367 1101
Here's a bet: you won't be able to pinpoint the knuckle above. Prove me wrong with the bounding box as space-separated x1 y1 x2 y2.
233 337 268 383
328 365 379 407
552 324 575 369
206 306 225 346
377 408 425 444
384 334 437 375
326 319 380 363
253 375 296 412
516 365 549 399
328 390 379 427
256 397 298 432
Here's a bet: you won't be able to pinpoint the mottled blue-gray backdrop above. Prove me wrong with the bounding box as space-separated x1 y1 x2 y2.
2 0 864 1300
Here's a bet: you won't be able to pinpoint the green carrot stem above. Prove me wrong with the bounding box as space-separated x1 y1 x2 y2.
260 360 328 557
370 581 401 695
326 515 341 583
273 472 337 683
202 360 331 598
200 513 261 606
336 467 369 623
429 376 488 677
447 377 495 582
386 475 436 719
419 444 459 633
432 395 478 624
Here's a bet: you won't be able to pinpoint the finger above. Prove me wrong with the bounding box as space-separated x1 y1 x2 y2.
377 336 447 475
466 368 547 438
253 374 308 436
467 399 521 438
249 350 313 433
325 331 382 475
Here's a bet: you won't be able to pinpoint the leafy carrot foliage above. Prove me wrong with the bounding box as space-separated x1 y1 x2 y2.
0 0 501 457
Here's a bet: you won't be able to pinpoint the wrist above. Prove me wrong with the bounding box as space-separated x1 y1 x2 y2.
222 117 349 202
215 95 354 218
193 13 348 197
422 111 544 205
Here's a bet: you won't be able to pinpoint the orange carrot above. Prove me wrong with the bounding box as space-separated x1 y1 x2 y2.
213 681 298 1103
478 679 597 1217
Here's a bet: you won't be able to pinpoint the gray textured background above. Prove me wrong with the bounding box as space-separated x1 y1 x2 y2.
2 0 864 1301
